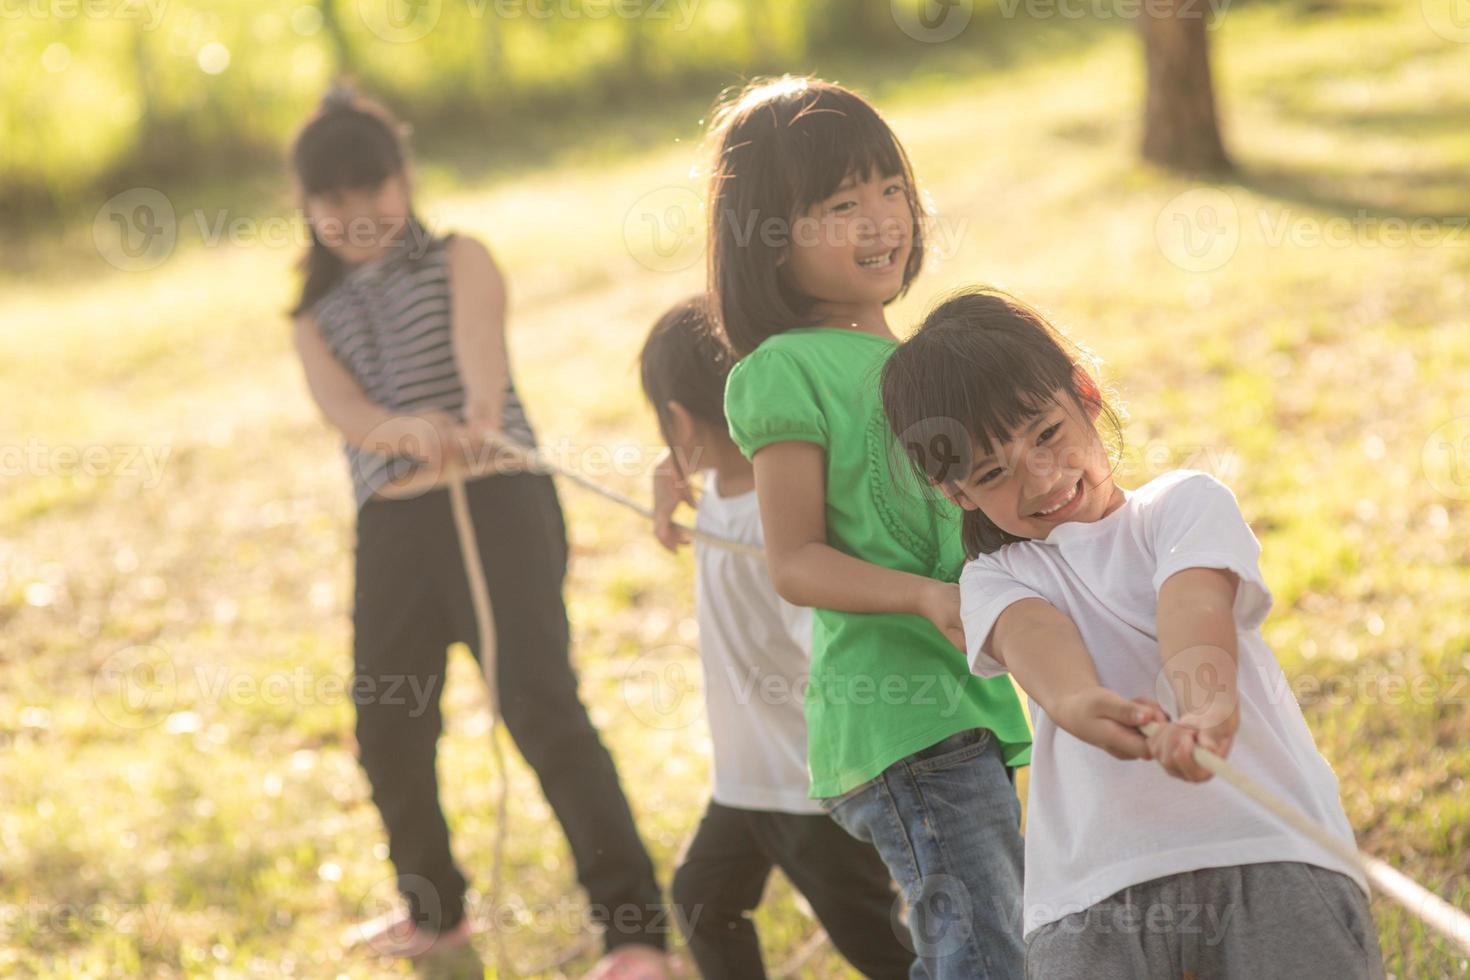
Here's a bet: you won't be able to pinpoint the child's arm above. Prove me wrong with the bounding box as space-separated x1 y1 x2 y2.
754 440 966 648
1148 567 1241 782
292 313 458 466
447 236 511 441
988 597 1163 760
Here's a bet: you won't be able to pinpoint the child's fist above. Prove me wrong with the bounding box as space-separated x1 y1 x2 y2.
1054 689 1168 761
651 450 695 552
1146 702 1239 783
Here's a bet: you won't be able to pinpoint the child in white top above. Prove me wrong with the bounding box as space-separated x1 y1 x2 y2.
640 298 915 980
879 288 1383 979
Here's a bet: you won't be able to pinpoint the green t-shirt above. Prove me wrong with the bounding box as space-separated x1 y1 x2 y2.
724 327 1032 798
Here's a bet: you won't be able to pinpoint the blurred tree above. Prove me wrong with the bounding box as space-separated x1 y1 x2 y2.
318 0 359 78
1140 0 1232 173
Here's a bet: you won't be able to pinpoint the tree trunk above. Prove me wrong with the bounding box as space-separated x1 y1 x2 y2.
1140 1 1232 173
319 0 357 78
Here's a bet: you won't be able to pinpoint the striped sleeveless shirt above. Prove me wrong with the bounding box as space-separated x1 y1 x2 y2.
310 224 537 509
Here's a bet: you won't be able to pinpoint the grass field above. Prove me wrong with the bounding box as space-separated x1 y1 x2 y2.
3 1 1470 976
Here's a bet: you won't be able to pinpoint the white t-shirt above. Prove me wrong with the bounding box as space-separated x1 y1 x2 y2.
959 469 1367 937
694 470 820 814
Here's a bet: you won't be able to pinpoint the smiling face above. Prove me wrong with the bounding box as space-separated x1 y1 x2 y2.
782 168 914 321
936 391 1124 540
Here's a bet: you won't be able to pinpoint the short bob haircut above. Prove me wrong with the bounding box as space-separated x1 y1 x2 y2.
705 76 927 357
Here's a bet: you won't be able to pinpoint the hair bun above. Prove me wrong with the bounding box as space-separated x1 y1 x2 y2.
320 80 359 113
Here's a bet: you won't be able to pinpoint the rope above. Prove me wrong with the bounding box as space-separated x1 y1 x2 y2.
1139 722 1470 956
383 427 1470 964
446 474 513 978
376 430 764 559
388 432 764 976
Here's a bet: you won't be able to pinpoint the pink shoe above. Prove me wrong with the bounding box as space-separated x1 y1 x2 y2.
584 942 672 980
342 907 472 960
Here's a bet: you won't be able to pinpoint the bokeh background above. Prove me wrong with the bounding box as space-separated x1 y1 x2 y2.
4 0 1470 976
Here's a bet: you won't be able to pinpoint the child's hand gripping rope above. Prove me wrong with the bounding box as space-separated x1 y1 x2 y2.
1134 715 1470 956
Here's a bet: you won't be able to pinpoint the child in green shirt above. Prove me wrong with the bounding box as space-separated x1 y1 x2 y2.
658 75 1140 980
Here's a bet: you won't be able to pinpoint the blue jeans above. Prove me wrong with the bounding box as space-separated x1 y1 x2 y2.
822 728 1026 980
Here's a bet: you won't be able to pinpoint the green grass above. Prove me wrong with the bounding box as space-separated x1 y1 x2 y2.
3 2 1470 976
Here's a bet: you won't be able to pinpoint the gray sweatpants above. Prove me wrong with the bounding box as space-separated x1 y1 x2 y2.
1025 861 1385 979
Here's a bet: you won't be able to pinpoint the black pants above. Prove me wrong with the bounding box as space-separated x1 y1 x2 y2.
671 800 917 979
352 472 664 949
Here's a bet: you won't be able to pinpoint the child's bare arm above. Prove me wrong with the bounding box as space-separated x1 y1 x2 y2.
1149 567 1241 781
989 597 1163 760
447 236 511 438
293 313 457 464
753 441 964 648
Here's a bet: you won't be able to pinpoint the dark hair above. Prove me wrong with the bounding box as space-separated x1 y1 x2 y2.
880 288 1123 558
705 76 927 357
639 296 735 446
289 84 412 316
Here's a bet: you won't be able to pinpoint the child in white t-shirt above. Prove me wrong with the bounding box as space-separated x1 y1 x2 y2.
640 297 915 980
879 287 1384 979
